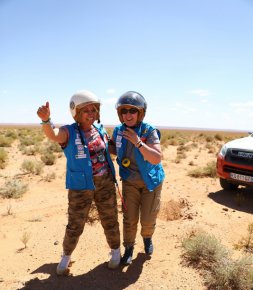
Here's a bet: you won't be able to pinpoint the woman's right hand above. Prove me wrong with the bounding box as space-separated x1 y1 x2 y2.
37 102 50 121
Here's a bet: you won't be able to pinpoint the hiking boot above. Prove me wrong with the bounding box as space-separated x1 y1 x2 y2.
121 246 134 265
143 238 153 255
108 247 121 269
56 254 71 275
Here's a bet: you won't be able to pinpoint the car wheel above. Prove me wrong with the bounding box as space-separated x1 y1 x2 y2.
219 178 239 190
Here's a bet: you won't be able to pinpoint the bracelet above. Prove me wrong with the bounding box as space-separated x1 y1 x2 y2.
135 139 141 147
40 118 51 124
137 142 143 149
40 118 55 129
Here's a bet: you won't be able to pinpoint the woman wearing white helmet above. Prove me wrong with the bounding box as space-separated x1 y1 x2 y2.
37 90 121 275
112 91 165 265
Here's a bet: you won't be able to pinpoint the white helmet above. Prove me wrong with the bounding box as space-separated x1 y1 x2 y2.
69 90 101 121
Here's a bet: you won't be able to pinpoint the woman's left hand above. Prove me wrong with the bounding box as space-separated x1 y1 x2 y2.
123 127 140 145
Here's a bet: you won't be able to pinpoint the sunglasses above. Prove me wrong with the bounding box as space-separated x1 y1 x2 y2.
121 108 139 115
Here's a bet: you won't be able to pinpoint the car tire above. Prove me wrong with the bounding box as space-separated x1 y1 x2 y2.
219 178 239 190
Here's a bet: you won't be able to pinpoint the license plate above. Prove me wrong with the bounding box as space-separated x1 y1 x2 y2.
230 172 253 183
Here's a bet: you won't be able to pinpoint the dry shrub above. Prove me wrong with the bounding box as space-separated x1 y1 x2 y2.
188 161 217 178
207 256 253 290
20 231 31 248
234 223 253 253
182 231 253 290
0 148 8 169
0 179 28 199
158 198 189 221
0 135 14 147
214 133 224 141
21 159 44 175
41 152 56 165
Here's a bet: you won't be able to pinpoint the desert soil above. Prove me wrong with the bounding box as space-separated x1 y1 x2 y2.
0 129 253 290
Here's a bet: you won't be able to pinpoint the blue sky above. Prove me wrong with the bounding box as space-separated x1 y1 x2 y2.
1 0 253 131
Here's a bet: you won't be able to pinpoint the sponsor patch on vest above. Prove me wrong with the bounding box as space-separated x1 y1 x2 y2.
116 135 122 141
76 153 86 159
75 138 82 145
77 145 84 150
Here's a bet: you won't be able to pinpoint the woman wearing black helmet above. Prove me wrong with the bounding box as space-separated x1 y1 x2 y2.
112 91 165 265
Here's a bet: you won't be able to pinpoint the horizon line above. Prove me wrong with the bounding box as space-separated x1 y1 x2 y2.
0 123 249 133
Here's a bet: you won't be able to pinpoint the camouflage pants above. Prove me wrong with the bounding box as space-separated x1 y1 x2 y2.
63 173 120 255
122 179 162 247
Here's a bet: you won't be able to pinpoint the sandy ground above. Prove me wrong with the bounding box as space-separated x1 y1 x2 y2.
1 131 253 290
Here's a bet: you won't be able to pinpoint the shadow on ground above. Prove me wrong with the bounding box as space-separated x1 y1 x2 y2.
18 253 150 290
208 186 253 214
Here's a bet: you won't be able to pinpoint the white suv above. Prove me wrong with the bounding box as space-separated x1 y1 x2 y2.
217 133 253 190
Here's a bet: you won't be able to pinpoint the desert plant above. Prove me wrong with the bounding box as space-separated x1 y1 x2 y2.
214 133 224 141
44 141 62 153
5 129 18 140
207 255 253 290
234 223 253 253
19 136 37 146
205 135 214 142
21 160 44 175
43 172 56 182
40 152 56 165
2 203 14 216
182 231 253 290
20 145 41 156
28 216 42 222
182 232 230 269
20 231 31 248
0 135 13 147
0 148 8 169
6 203 13 215
188 161 217 178
0 179 28 199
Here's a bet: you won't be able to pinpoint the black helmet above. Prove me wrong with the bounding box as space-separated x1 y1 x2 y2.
116 91 147 123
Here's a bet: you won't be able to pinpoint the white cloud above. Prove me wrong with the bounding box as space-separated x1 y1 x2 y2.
188 89 210 97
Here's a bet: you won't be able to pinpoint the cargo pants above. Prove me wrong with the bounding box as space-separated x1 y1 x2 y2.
63 173 120 255
122 179 162 247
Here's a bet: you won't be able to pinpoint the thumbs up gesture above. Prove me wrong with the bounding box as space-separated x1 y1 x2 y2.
37 101 51 122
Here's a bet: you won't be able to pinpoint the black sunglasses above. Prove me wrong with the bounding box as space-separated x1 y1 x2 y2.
121 108 139 115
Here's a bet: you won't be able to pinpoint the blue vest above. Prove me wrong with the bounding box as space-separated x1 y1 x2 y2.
113 122 165 191
63 123 116 190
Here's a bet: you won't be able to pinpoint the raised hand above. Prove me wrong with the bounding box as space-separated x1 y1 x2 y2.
37 102 50 122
